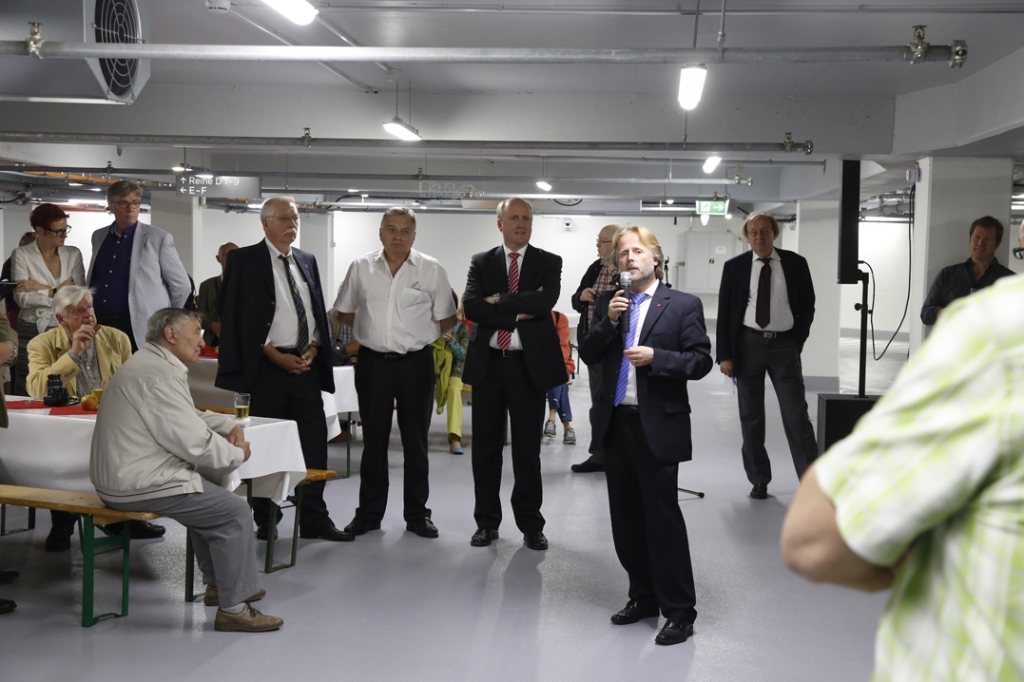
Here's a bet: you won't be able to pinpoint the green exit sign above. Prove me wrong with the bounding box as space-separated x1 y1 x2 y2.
696 199 730 215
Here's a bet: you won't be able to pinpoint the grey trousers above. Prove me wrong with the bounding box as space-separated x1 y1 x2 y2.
108 479 262 608
736 330 819 486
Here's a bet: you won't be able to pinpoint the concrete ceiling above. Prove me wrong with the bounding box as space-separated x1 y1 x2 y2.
1 0 1023 215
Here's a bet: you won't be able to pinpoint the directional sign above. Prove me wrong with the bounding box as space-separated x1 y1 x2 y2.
175 174 260 199
696 198 729 215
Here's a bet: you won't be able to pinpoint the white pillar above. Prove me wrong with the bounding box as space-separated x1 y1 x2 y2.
297 212 332 302
794 200 841 391
910 157 1014 351
149 192 202 279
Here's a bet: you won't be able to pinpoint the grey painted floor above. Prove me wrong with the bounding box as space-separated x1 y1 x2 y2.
0 330 905 682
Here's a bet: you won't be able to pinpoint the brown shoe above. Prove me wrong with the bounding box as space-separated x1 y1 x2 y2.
204 586 266 607
214 604 283 632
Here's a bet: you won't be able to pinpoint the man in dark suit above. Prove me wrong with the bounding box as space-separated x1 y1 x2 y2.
196 242 237 347
579 225 712 646
716 211 818 500
463 197 565 551
216 196 351 543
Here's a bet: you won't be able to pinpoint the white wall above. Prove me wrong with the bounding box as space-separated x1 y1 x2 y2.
839 221 914 336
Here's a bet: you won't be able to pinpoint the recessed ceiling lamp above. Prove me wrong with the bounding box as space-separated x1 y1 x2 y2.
383 82 421 141
702 155 722 173
536 181 553 192
678 65 707 111
260 0 318 25
665 198 674 205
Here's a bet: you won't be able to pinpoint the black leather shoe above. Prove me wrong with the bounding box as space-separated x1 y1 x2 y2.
45 525 73 552
749 483 768 500
300 520 355 542
470 528 499 547
0 598 16 615
405 517 439 538
0 571 18 586
655 619 694 645
256 524 278 541
343 517 381 536
523 531 548 551
129 520 166 539
610 599 660 625
571 456 605 473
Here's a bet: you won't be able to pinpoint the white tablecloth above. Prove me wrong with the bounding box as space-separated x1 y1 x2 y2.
0 403 307 504
187 359 357 439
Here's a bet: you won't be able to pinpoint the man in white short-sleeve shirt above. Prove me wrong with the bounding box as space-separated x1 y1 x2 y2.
334 207 457 539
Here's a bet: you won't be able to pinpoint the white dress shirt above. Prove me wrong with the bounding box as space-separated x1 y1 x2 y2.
487 245 527 351
334 248 456 354
11 242 87 333
618 278 660 406
263 239 319 349
742 248 794 332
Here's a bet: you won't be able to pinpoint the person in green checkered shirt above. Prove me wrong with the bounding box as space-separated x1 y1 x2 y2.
781 225 1024 681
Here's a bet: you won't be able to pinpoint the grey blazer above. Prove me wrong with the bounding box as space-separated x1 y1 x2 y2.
87 222 192 349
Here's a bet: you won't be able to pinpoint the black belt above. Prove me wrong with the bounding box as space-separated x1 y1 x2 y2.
614 404 640 414
274 346 304 358
360 346 429 361
490 347 523 358
744 327 790 339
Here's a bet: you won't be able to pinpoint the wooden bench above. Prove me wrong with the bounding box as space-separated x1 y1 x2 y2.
0 484 163 627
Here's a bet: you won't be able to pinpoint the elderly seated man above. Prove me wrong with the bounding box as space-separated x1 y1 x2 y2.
26 285 164 551
91 308 282 632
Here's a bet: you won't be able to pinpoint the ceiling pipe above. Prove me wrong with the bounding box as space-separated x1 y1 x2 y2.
0 42 967 67
0 132 813 155
313 15 397 77
0 166 753 185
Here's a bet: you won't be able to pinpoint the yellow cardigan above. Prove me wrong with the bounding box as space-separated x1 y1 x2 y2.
26 325 132 399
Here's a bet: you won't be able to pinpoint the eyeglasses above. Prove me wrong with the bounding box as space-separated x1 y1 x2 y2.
1013 246 1024 260
111 200 142 209
44 225 72 237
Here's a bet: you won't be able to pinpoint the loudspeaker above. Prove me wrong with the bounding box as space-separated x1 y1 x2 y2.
816 393 881 454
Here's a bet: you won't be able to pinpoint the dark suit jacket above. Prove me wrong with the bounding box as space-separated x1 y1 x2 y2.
196 275 221 346
571 258 604 337
579 281 712 463
716 248 815 373
462 244 566 392
214 241 334 394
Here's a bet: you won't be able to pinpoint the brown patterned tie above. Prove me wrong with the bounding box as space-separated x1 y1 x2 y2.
497 252 519 350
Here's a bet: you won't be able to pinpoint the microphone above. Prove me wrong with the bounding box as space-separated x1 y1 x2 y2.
619 271 633 338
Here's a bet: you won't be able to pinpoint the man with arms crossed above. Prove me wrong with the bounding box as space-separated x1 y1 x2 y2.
334 207 456 538
463 198 565 551
91 309 281 632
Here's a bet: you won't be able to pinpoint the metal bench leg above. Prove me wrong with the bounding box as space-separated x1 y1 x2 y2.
185 532 197 602
79 517 132 627
264 491 302 574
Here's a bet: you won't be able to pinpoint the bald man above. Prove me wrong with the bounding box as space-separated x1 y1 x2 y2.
197 242 238 347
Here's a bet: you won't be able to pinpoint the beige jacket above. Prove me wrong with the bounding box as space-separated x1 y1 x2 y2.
90 342 244 504
26 324 132 399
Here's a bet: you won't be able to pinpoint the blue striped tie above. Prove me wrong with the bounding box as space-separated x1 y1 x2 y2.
613 292 648 406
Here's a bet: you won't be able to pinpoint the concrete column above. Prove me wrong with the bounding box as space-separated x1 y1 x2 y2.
149 192 202 279
794 200 841 391
297 213 333 302
910 157 1014 351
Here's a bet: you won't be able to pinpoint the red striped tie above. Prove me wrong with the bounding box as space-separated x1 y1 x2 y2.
497 252 520 350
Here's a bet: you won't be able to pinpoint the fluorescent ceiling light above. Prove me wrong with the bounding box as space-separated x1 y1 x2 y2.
665 198 674 205
536 180 553 191
172 163 187 172
260 0 318 25
195 170 214 179
347 188 359 193
68 181 83 187
383 117 421 141
702 155 722 173
725 213 733 219
247 203 263 209
678 66 707 111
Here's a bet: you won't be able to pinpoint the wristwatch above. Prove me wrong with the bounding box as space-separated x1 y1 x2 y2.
493 293 501 304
